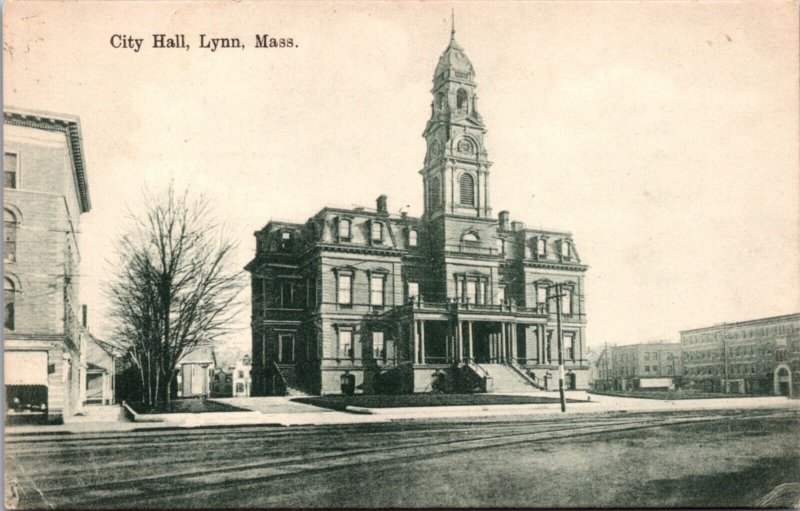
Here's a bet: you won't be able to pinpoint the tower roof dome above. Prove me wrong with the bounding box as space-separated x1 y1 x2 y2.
434 26 475 81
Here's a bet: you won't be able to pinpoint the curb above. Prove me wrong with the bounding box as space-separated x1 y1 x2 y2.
122 402 165 423
344 406 374 415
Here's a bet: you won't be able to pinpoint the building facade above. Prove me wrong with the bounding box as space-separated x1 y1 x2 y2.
175 347 216 398
4 108 92 423
680 313 800 396
607 342 681 391
246 31 589 395
232 354 252 397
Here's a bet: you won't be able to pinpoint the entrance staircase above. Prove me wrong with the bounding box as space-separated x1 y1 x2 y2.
275 364 310 397
480 364 540 394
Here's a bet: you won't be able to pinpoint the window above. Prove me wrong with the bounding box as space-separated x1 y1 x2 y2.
652 365 658 373
561 288 572 315
4 278 15 330
4 153 17 189
408 229 418 247
497 286 505 304
537 285 548 310
337 273 352 305
459 173 475 205
456 88 469 112
564 333 575 360
497 237 505 255
466 281 477 303
561 240 571 260
644 352 650 361
278 333 295 363
338 329 353 359
371 222 383 243
429 176 441 208
536 238 547 257
645 365 650 372
236 383 245 393
372 331 385 359
462 232 479 243
238 370 244 378
280 231 292 250
280 281 294 308
407 281 419 301
4 209 17 262
339 218 351 240
370 275 384 307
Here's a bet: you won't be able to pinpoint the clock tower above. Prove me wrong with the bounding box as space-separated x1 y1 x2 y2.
421 24 492 219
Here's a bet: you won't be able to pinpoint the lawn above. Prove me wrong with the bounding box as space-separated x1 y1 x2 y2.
590 389 768 400
293 393 583 411
126 398 247 414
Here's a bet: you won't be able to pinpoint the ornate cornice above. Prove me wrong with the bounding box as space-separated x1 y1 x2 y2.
4 108 91 213
522 260 589 272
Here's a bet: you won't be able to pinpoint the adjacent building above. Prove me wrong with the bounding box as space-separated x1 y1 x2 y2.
175 346 216 398
246 30 589 395
4 108 92 423
680 313 800 396
605 342 681 391
231 354 252 397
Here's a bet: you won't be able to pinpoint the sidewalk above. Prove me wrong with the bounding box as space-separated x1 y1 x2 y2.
5 393 798 435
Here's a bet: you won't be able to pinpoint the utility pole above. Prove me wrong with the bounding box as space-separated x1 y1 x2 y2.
722 331 730 394
548 283 567 412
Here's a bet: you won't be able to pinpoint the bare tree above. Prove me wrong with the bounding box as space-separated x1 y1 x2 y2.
108 184 244 406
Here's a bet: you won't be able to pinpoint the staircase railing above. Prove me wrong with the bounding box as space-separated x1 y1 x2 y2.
271 361 288 396
508 362 545 390
466 359 493 392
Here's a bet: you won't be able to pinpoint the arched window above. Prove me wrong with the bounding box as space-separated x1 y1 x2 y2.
436 92 446 110
456 88 469 113
429 176 441 208
4 277 15 330
462 232 479 242
4 209 17 262
459 173 475 205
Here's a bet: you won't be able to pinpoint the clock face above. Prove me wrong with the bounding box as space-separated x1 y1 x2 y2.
457 138 474 154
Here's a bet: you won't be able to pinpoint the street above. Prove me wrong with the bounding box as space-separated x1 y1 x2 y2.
5 408 800 508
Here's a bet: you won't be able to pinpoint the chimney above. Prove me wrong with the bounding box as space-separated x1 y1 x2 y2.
498 210 510 231
376 194 388 215
512 221 525 232
82 304 88 328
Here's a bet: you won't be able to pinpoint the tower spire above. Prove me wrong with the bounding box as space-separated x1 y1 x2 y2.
451 9 455 42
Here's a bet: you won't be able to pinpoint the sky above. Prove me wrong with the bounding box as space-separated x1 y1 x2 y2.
4 1 799 351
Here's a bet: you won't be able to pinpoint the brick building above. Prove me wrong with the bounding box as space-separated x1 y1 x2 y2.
607 342 681 391
4 108 92 423
680 313 800 396
246 30 589 395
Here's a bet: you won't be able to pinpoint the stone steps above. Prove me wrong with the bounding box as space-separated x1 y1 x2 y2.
481 364 539 393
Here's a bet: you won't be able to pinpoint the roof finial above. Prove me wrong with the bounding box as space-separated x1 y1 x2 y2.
451 8 456 41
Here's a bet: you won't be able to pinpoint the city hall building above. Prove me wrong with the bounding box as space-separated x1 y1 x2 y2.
246 31 589 395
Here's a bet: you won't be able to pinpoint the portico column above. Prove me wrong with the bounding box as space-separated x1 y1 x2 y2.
511 323 517 364
468 321 474 361
500 323 507 362
420 321 426 364
413 320 420 364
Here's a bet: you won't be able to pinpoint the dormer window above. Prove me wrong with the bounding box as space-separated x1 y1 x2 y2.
371 221 383 243
338 218 351 241
536 238 547 258
280 231 292 250
561 240 571 260
408 228 418 247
